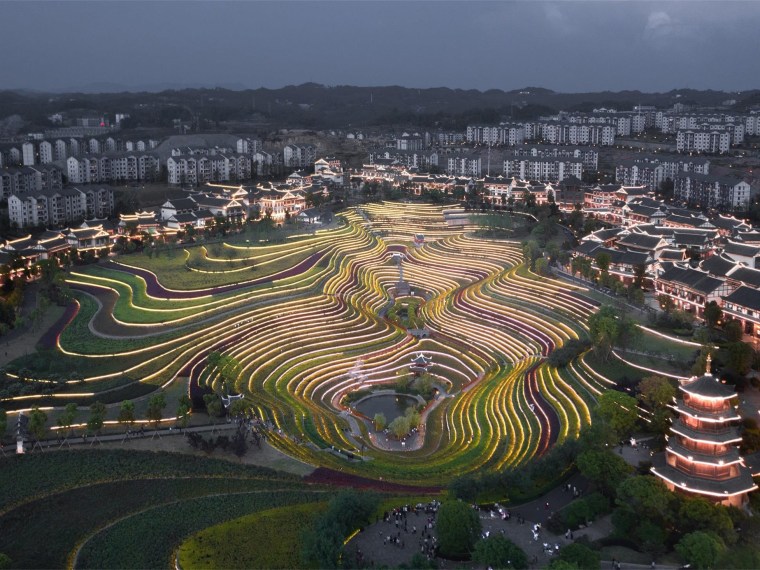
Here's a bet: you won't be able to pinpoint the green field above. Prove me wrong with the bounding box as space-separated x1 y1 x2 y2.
177 502 327 570
0 450 316 570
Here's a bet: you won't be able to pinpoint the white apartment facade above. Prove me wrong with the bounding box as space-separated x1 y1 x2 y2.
7 186 113 228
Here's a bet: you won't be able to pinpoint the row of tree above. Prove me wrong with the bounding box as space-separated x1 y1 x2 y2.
0 390 193 446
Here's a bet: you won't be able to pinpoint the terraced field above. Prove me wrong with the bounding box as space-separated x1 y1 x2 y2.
9 203 602 484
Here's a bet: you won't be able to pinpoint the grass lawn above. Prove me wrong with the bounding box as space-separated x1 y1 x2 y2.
584 351 645 385
616 349 692 376
177 501 327 570
628 330 698 361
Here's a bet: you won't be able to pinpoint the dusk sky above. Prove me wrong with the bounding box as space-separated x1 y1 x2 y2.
3 1 759 93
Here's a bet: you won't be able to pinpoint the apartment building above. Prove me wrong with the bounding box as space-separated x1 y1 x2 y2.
503 157 582 182
673 173 751 210
396 133 424 151
510 145 598 170
369 149 440 171
616 156 710 189
7 186 113 228
0 165 64 198
236 137 261 155
22 142 35 166
167 153 251 185
67 153 160 184
283 144 317 168
676 128 732 154
540 123 615 146
447 155 482 176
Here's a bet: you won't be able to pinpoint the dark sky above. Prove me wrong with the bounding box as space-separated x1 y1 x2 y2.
2 1 759 93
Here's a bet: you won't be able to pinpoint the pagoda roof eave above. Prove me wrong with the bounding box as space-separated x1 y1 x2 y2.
652 456 757 498
670 420 743 445
680 373 737 399
666 440 742 467
670 402 741 423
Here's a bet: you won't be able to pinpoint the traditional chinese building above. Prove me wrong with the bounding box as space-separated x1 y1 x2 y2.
410 353 432 375
651 357 757 507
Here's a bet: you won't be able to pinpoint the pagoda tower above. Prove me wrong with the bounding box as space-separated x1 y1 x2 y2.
651 356 757 507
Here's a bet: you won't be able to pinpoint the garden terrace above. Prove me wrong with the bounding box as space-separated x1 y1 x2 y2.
11 203 606 485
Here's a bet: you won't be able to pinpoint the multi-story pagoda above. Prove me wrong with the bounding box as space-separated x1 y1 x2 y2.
652 356 757 507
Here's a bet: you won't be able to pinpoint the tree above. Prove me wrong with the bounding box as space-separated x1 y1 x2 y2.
659 178 674 201
57 402 78 436
206 351 242 395
0 408 6 442
473 535 528 569
204 393 223 423
576 449 632 497
437 500 482 559
554 543 600 570
571 256 592 279
547 560 581 570
176 395 192 429
675 531 726 570
704 301 723 329
535 257 550 276
228 398 247 420
615 476 674 525
522 240 541 268
0 554 12 570
28 406 48 446
301 518 343 569
595 251 611 283
724 319 744 343
373 412 386 431
633 263 646 289
678 498 736 545
117 400 136 429
724 341 754 375
658 294 675 313
87 401 106 436
637 376 676 433
587 306 620 359
637 376 676 409
596 390 638 440
388 415 411 439
146 391 167 428
302 490 378 569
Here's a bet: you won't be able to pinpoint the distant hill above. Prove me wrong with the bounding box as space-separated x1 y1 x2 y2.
0 84 756 133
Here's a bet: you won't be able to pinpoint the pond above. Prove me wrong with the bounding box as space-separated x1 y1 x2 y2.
354 393 418 421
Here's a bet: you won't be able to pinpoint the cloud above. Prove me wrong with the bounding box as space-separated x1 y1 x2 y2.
643 10 694 46
644 11 673 41
544 4 574 35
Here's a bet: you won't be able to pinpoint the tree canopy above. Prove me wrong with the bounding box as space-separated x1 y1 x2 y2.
576 449 632 497
146 391 167 427
87 401 106 435
596 390 639 441
473 535 528 569
588 305 639 359
675 531 726 570
437 500 482 559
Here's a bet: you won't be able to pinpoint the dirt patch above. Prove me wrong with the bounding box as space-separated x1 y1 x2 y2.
98 432 315 477
304 467 441 494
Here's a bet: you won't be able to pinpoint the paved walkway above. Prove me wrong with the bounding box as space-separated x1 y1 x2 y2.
349 472 592 569
1 421 241 455
0 284 66 367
